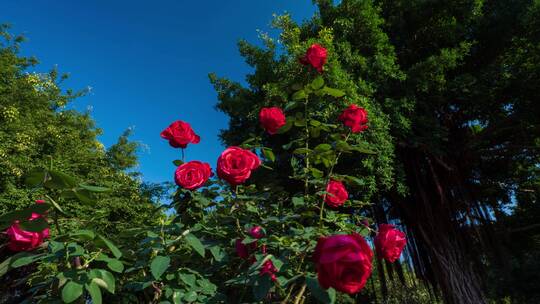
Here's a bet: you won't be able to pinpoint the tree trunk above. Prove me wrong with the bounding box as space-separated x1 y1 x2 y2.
394 147 487 304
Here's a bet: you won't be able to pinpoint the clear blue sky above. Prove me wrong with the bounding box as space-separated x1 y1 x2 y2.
2 0 316 184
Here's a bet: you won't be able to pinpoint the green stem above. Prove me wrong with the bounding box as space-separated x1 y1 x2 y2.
181 148 185 162
319 131 352 228
304 97 310 197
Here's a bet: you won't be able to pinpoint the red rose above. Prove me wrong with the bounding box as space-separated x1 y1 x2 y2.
259 107 286 135
259 259 278 282
338 104 368 133
313 234 373 294
300 43 328 73
217 147 261 185
235 238 259 260
160 120 200 148
374 224 406 263
249 226 264 239
174 161 213 190
6 201 49 252
324 180 348 207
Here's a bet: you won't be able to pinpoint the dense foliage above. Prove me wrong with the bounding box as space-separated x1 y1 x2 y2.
1 0 540 303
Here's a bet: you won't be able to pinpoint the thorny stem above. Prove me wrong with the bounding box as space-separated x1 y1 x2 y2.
319 131 352 228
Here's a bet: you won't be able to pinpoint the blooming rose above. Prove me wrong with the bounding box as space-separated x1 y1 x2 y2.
160 120 200 148
374 224 406 263
313 234 373 294
249 226 264 239
300 43 328 73
259 260 278 281
174 161 213 190
217 147 261 185
6 200 49 252
324 180 348 207
338 104 369 133
259 107 286 135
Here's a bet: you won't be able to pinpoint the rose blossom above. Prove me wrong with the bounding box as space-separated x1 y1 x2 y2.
324 180 348 208
174 161 213 190
374 224 407 263
217 147 261 185
160 120 200 148
259 107 286 135
300 43 328 73
6 200 49 252
249 226 264 239
338 104 369 133
313 233 373 294
259 260 278 282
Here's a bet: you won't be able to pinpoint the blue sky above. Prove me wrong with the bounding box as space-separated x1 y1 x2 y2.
2 0 316 184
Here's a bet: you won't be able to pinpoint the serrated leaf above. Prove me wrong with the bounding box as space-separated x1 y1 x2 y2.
179 273 196 286
151 256 170 280
62 281 83 303
185 233 205 257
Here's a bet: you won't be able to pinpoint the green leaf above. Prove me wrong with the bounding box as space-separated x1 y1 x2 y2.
292 197 304 207
44 170 78 189
62 281 83 303
89 269 115 294
85 282 102 304
349 145 377 154
253 275 272 301
306 276 335 304
79 184 110 193
321 86 345 97
73 188 96 204
24 169 46 187
179 273 196 286
314 144 332 152
293 148 311 155
97 235 122 259
292 89 307 101
185 233 205 257
209 246 224 262
310 76 325 90
107 259 124 273
70 229 95 241
262 148 276 162
151 256 170 280
46 195 65 214
172 291 183 304
173 160 184 166
183 291 198 302
18 217 48 232
10 253 46 268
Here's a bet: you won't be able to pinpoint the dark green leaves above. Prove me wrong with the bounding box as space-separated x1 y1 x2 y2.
185 233 205 257
151 255 171 280
85 282 102 304
306 276 336 304
97 235 122 259
62 281 83 303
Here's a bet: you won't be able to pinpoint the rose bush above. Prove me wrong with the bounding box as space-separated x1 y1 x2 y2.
0 27 408 304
